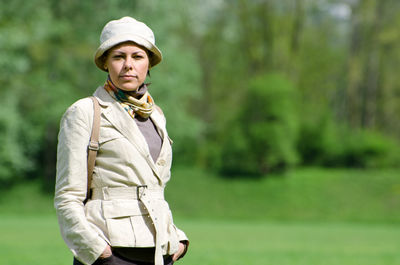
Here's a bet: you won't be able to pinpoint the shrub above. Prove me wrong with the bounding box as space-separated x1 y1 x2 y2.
341 130 400 168
297 116 400 168
220 73 299 176
297 115 346 166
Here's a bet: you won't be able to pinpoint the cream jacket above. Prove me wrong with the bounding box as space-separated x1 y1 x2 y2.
55 87 188 265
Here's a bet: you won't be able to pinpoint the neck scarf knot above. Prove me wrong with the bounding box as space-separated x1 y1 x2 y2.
104 77 154 119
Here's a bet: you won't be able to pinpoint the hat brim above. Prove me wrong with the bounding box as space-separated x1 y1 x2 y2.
94 34 162 71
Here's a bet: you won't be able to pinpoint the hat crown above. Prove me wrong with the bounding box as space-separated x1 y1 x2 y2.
100 17 155 45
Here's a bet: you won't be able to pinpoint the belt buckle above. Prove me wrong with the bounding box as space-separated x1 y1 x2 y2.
137 185 147 199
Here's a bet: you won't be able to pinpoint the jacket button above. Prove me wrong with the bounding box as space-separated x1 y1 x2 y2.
157 159 166 166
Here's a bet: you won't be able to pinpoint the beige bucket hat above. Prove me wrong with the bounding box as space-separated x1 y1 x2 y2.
94 16 162 71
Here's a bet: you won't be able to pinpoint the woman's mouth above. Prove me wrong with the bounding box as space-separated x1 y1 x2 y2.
120 74 137 80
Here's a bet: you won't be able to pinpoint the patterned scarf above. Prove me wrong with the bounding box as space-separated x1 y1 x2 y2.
104 77 154 119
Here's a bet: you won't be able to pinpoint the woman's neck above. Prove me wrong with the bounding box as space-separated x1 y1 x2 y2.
107 75 148 99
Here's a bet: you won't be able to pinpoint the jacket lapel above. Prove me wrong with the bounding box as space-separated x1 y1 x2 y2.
149 109 166 141
94 87 161 180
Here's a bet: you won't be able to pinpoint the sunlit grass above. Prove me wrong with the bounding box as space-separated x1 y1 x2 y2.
0 216 399 265
179 219 400 265
167 167 400 222
1 166 400 264
1 167 399 223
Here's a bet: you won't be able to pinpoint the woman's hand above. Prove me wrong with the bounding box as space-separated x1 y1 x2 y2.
99 245 112 259
172 242 186 261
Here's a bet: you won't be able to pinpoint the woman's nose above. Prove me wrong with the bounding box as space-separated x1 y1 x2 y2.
124 57 133 70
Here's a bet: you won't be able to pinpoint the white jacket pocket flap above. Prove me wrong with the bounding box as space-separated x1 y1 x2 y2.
102 200 148 219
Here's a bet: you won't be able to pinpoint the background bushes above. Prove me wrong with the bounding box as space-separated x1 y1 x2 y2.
220 73 299 176
298 117 400 168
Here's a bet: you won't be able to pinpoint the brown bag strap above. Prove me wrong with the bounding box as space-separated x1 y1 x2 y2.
85 96 101 203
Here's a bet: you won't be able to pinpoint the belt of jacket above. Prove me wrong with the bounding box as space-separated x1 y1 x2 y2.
92 186 164 265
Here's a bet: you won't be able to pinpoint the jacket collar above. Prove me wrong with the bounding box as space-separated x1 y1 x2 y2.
93 86 113 107
93 86 167 182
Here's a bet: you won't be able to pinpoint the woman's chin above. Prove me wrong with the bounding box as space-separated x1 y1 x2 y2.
119 84 140 92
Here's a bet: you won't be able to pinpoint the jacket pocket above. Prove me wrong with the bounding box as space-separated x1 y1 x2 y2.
102 200 156 247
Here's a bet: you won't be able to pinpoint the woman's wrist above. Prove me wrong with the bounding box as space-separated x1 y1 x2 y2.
99 245 112 259
178 240 189 260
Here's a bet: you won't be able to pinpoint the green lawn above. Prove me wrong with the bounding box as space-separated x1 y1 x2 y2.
166 167 400 222
1 167 399 264
1 167 399 222
0 215 399 265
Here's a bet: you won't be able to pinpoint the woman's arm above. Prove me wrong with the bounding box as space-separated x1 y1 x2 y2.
54 100 108 265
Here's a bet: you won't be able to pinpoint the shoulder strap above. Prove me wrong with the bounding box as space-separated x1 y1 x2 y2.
85 96 101 203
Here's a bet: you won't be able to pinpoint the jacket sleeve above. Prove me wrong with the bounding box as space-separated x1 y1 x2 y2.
175 225 189 259
175 226 188 242
54 101 107 265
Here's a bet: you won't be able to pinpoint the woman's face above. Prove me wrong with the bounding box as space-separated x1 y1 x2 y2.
104 42 150 91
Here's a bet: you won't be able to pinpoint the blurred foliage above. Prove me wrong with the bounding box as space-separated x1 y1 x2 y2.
220 73 299 175
298 116 400 168
0 0 399 188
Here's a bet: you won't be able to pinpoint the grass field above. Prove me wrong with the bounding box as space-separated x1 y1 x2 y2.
1 167 399 264
0 215 399 265
1 167 399 222
166 167 400 222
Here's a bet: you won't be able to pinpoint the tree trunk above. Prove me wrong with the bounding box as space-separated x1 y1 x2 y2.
360 0 384 129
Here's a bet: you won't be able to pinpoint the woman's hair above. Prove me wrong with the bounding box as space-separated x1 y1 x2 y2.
98 51 109 70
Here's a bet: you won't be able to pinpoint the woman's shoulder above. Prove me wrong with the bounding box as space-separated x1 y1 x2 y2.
61 96 95 126
72 96 96 108
61 86 108 127
65 97 94 115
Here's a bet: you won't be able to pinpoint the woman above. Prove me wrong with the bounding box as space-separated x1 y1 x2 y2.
55 17 188 265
